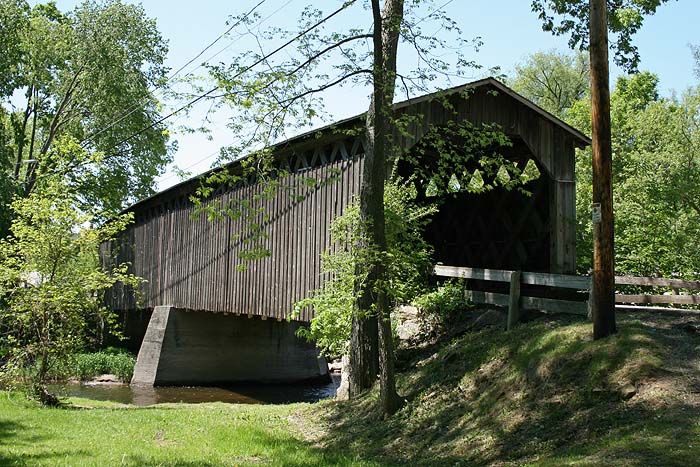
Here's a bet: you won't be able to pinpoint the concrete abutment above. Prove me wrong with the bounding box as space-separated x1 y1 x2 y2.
131 307 328 386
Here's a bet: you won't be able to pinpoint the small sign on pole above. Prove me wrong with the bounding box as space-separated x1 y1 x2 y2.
592 203 602 224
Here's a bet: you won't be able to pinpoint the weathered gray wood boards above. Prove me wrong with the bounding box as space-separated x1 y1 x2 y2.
104 78 589 321
107 140 364 321
433 265 700 326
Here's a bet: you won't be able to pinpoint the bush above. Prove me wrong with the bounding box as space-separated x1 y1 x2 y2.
47 349 136 382
295 180 437 357
74 350 135 382
413 280 472 326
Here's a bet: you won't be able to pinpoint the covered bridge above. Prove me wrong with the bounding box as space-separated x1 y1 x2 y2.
103 78 589 386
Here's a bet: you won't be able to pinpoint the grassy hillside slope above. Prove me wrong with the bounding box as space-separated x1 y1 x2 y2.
301 311 700 466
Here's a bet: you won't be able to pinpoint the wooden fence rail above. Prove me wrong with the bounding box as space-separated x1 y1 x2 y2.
433 265 700 329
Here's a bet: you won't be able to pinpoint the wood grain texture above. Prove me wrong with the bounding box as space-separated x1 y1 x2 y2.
103 82 585 321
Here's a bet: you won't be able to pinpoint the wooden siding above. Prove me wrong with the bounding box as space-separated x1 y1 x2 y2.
105 138 364 320
104 81 584 321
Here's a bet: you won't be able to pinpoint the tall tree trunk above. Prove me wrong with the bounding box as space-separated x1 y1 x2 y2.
347 0 404 417
13 86 34 180
589 0 617 339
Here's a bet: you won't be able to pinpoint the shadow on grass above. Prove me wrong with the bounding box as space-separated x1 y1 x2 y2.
312 313 700 466
0 418 90 466
0 398 383 466
122 430 378 467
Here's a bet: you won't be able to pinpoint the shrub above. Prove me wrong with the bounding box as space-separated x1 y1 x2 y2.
295 180 437 357
72 350 135 382
0 175 139 403
413 280 472 326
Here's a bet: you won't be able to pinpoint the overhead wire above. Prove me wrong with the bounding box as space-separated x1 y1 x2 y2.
80 0 268 146
159 0 455 189
66 0 358 176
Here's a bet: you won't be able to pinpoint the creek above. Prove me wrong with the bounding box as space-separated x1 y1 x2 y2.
50 374 340 406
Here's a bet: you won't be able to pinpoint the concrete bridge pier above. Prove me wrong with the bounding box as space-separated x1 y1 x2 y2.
131 306 328 386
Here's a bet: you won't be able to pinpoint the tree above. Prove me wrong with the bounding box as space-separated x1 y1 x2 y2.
188 0 485 416
531 0 671 339
0 161 138 405
295 180 436 359
510 50 589 118
0 0 171 223
349 0 405 414
531 0 672 72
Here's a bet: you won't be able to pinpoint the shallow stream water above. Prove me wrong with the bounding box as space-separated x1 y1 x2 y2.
50 374 340 406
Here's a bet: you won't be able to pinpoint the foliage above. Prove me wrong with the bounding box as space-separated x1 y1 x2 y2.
0 108 17 235
530 0 672 72
63 349 135 382
0 173 139 404
510 49 700 278
295 180 437 357
0 0 171 219
187 0 489 262
565 72 700 278
45 347 135 382
411 280 471 326
403 119 525 196
509 49 589 118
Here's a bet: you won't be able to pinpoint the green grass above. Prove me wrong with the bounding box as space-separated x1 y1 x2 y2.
0 395 379 466
2 311 698 466
47 348 136 382
69 349 136 381
304 312 700 466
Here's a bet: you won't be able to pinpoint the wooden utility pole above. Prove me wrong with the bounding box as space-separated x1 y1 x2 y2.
589 0 617 339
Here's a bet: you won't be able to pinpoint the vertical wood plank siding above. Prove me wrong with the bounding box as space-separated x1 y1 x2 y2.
104 82 585 321
106 137 365 321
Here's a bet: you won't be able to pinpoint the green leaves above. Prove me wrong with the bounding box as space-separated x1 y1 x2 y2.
530 0 672 72
295 179 436 357
570 72 700 278
509 50 589 119
1 0 171 216
0 175 140 401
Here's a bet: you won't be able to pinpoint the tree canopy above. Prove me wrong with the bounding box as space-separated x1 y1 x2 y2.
0 0 172 226
531 0 673 72
510 50 588 118
513 49 700 279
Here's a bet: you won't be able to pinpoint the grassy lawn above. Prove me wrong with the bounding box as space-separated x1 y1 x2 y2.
0 395 377 466
2 311 699 466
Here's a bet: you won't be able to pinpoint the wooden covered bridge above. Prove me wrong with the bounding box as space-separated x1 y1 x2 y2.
103 78 589 386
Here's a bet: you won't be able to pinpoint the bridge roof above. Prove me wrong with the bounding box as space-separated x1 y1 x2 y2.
124 77 590 214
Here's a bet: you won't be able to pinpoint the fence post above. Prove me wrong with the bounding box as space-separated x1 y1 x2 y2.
507 270 521 330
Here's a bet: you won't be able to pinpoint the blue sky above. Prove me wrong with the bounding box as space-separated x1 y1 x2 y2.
40 0 700 191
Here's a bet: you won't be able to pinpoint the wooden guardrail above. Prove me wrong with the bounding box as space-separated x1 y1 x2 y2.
433 265 700 329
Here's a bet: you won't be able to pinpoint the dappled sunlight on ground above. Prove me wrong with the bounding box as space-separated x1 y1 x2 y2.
301 311 700 466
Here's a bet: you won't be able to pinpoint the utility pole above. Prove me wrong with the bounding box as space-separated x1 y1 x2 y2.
589 0 617 339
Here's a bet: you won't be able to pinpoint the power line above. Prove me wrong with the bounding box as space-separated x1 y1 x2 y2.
157 144 229 186
80 0 268 146
166 0 267 82
190 0 296 72
80 0 358 167
146 0 460 194
416 0 456 25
